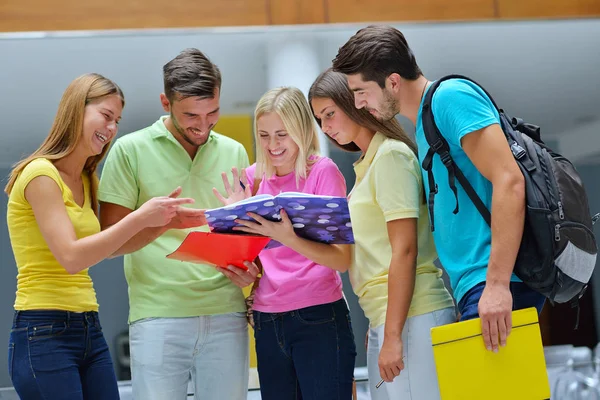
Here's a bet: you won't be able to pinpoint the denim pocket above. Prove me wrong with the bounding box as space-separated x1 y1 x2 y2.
28 322 67 341
7 342 14 380
232 311 246 319
433 307 457 327
296 304 335 325
129 317 159 326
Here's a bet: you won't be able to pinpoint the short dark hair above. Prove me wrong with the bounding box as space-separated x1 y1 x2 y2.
163 48 222 101
332 25 422 88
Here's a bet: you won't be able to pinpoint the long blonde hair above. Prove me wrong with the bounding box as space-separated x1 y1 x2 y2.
4 73 124 215
254 87 320 186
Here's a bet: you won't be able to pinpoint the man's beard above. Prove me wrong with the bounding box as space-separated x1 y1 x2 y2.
171 113 211 147
378 89 399 121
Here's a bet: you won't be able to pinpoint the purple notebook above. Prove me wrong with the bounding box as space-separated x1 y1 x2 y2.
205 192 354 246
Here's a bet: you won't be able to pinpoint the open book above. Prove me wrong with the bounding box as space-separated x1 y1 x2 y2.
205 192 354 245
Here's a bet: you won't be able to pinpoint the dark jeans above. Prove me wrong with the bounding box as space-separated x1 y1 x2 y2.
253 299 357 400
458 281 546 321
8 310 120 400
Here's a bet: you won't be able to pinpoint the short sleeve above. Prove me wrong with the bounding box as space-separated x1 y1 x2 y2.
98 140 139 210
372 149 421 222
311 158 347 197
432 80 500 147
15 159 63 203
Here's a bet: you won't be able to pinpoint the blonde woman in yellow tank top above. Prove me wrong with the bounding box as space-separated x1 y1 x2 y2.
5 73 203 400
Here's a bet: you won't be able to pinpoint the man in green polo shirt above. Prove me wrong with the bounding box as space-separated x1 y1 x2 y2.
98 48 250 400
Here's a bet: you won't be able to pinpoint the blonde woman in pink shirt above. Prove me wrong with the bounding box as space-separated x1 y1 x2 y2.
214 86 357 400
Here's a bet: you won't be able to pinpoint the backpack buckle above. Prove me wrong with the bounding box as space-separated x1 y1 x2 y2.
431 140 444 152
440 152 453 167
510 142 526 159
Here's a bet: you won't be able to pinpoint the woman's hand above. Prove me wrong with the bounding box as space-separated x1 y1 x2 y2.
233 209 297 246
212 167 252 205
378 337 405 383
136 187 195 228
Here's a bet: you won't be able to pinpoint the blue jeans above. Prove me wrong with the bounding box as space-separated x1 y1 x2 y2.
253 299 357 400
8 310 119 400
458 281 546 321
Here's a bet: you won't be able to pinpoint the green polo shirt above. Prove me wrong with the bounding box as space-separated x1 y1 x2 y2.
98 116 250 323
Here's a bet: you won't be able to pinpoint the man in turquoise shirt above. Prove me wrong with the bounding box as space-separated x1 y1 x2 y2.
332 26 545 357
98 48 250 400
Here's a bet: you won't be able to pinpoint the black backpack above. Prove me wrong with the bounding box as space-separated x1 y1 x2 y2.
421 74 598 316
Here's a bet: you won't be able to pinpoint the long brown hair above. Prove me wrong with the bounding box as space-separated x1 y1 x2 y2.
308 68 417 155
4 73 124 214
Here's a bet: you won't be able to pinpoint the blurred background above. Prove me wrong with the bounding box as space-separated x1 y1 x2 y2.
1 1 600 398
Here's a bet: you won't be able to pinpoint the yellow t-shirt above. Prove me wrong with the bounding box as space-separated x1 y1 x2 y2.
7 158 99 311
348 133 455 328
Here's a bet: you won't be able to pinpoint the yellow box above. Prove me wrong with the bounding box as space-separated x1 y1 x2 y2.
431 307 550 400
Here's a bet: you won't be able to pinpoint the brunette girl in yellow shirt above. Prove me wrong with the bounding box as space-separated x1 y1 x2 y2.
309 69 455 400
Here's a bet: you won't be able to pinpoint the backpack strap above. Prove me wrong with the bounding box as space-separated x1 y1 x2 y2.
421 74 492 231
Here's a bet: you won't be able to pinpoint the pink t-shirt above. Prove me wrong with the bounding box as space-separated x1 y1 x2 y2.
246 157 346 313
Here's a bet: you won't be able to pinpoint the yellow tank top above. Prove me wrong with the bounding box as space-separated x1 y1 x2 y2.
7 158 99 311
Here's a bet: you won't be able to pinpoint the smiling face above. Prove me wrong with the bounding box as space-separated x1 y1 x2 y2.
310 97 364 146
81 94 123 156
347 73 399 121
256 111 300 176
161 88 221 150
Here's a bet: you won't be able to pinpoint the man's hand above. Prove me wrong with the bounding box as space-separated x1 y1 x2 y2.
478 282 513 352
378 337 404 382
161 186 206 230
216 261 260 288
167 207 207 230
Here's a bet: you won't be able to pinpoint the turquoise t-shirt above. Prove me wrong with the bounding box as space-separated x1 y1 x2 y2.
415 79 520 303
98 116 250 322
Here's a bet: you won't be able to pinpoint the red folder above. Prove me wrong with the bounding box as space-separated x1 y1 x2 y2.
166 231 270 270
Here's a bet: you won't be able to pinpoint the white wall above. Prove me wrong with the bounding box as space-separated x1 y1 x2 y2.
1 19 599 168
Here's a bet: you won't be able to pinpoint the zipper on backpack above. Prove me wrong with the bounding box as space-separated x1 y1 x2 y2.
554 221 596 244
558 201 565 220
540 147 563 214
558 221 596 237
